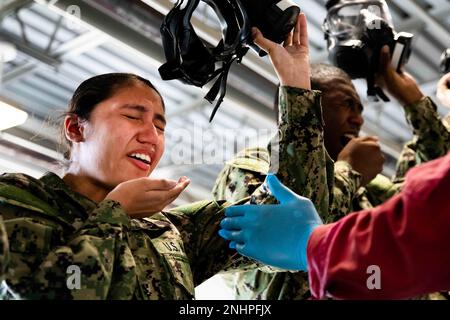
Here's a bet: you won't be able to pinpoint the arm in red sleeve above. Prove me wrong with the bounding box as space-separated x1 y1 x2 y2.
307 152 450 300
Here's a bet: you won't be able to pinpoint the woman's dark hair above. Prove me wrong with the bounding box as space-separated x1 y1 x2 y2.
61 73 165 160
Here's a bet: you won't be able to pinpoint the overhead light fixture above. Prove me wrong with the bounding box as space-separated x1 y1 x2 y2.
0 100 28 131
0 41 18 87
0 41 17 63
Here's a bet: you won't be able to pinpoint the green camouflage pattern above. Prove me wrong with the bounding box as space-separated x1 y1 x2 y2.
212 147 269 205
215 87 330 215
394 98 450 182
350 174 403 212
0 171 256 300
329 161 362 221
263 87 329 216
214 87 338 299
0 86 315 300
213 95 447 300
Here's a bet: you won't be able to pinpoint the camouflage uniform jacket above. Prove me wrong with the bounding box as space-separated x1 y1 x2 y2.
0 171 257 300
394 98 450 182
214 87 330 216
212 153 389 299
0 86 314 300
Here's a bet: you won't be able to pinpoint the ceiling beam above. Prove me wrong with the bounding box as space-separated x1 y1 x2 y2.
2 29 107 84
394 0 450 48
0 0 32 20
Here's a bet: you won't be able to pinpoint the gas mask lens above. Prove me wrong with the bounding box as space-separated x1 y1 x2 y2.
324 0 413 101
327 5 364 38
325 1 393 38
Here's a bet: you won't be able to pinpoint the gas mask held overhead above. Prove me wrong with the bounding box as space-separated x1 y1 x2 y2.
323 0 414 101
159 0 300 122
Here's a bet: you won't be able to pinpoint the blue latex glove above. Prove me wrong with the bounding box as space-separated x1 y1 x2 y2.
219 174 323 271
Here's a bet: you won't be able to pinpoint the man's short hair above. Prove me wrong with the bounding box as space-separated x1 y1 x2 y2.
274 64 352 122
310 63 352 92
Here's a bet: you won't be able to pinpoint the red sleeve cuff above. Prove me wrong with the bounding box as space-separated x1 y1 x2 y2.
307 223 336 299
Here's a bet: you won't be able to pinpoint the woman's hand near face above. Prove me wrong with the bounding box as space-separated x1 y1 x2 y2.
252 13 311 90
105 177 190 218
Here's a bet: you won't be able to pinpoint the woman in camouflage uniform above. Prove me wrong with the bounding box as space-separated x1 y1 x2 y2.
0 14 321 299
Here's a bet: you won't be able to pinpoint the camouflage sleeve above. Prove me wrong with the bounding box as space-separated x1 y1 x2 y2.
232 87 330 300
261 87 329 218
394 97 450 180
214 88 329 216
329 161 362 222
212 164 266 203
166 199 257 286
0 192 133 299
216 87 328 215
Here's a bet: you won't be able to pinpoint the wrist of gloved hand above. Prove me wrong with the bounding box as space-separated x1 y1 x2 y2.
219 174 323 271
297 223 322 271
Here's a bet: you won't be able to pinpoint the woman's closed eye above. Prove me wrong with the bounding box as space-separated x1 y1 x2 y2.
155 123 166 133
124 114 140 120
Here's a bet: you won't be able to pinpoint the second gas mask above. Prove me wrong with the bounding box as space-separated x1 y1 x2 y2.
323 0 414 101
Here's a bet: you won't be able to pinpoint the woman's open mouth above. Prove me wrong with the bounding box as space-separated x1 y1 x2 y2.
128 153 152 170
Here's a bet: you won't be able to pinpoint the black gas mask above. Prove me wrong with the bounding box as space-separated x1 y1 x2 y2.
159 0 300 121
323 0 414 101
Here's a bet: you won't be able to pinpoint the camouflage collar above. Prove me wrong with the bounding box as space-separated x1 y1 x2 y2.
39 171 67 189
40 172 174 232
40 172 97 225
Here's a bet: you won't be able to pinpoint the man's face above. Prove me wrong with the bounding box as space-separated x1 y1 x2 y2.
321 78 364 160
76 83 166 190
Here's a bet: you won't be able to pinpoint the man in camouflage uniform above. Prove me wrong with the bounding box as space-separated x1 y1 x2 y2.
213 56 450 299
213 64 384 299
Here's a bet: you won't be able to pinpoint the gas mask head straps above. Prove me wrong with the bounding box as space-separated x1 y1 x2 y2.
159 0 251 122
